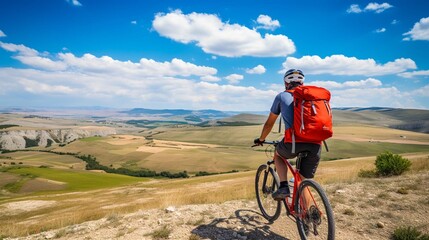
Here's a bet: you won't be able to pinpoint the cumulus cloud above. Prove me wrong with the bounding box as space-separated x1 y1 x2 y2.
0 42 217 77
281 54 416 76
0 30 6 37
256 15 280 30
152 9 295 57
306 78 417 108
66 0 82 6
246 65 266 74
307 78 382 89
0 42 279 110
347 2 393 14
398 70 429 78
225 74 244 84
200 75 221 82
364 2 393 13
409 84 429 97
347 4 362 13
403 17 429 41
375 28 386 33
267 77 419 108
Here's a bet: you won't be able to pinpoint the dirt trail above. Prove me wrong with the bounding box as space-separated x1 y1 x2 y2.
7 171 429 240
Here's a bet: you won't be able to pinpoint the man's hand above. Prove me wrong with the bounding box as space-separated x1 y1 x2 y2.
253 138 265 146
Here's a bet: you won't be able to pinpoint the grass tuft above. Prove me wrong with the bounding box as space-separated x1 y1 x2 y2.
150 225 172 239
343 208 355 216
392 226 429 240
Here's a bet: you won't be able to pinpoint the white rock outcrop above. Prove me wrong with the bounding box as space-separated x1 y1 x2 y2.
0 127 116 150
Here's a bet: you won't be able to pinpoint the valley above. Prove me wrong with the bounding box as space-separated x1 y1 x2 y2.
0 107 428 239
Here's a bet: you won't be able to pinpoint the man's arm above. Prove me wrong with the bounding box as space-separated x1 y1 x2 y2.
258 112 279 142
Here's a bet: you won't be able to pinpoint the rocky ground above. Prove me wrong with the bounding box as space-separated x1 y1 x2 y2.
6 171 429 240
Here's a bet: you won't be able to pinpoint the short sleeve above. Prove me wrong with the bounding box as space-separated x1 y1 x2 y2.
270 94 282 115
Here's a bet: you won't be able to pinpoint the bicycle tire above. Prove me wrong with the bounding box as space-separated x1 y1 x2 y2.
255 164 281 221
294 179 335 240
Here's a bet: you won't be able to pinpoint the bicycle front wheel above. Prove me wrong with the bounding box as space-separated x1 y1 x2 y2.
294 179 335 240
255 164 281 222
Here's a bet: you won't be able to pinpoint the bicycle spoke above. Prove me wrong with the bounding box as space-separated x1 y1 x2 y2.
295 180 335 240
255 165 281 221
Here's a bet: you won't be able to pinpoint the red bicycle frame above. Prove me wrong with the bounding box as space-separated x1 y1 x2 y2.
278 153 321 220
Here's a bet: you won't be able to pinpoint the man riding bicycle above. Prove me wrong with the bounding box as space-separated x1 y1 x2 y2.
254 69 322 201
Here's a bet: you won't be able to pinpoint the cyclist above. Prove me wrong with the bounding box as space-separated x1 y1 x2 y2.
254 69 322 200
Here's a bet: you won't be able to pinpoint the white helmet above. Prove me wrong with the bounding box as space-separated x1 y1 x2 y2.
284 69 304 84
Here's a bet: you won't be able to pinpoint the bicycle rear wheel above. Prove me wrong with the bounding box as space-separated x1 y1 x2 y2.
255 164 281 221
294 179 335 240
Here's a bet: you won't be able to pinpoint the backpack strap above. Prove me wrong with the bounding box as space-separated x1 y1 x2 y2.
291 130 296 154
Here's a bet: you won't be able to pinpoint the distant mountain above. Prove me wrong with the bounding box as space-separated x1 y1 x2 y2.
122 108 234 119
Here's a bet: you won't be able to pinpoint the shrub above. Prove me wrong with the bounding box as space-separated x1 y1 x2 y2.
392 226 429 240
151 225 172 239
358 169 378 178
375 152 411 176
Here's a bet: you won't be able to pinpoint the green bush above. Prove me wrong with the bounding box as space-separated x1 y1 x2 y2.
358 169 378 178
392 226 429 240
375 152 411 176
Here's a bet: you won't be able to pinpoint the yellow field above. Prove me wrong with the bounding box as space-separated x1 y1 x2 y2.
1 154 428 237
1 121 429 237
33 124 429 174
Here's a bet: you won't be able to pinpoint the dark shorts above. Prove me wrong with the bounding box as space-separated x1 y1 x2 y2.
276 139 321 178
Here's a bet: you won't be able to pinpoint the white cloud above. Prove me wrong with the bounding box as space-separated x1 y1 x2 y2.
305 78 418 108
347 4 362 13
0 42 279 110
225 74 244 84
0 42 426 111
19 79 75 94
256 15 280 30
347 2 393 14
398 70 429 78
364 2 393 13
307 78 382 89
131 21 137 25
409 84 429 97
268 77 420 108
200 75 221 82
0 42 38 56
0 30 6 37
331 87 414 108
66 0 82 6
246 64 266 74
0 42 217 76
375 28 386 33
281 54 416 76
403 17 429 41
152 9 295 57
391 19 399 25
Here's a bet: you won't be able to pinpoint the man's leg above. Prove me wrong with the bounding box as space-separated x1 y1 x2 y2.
272 151 291 200
274 152 287 181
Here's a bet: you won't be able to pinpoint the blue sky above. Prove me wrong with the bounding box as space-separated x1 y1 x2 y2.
0 0 428 111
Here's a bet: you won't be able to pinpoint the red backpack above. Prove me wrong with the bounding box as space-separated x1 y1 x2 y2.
286 85 333 153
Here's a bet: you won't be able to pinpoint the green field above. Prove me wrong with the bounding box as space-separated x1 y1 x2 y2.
3 166 147 194
0 151 85 169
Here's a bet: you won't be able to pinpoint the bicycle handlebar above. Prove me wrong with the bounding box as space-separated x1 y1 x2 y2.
251 140 279 148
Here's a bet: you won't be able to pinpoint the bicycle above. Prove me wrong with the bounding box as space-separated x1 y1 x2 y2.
253 140 335 240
